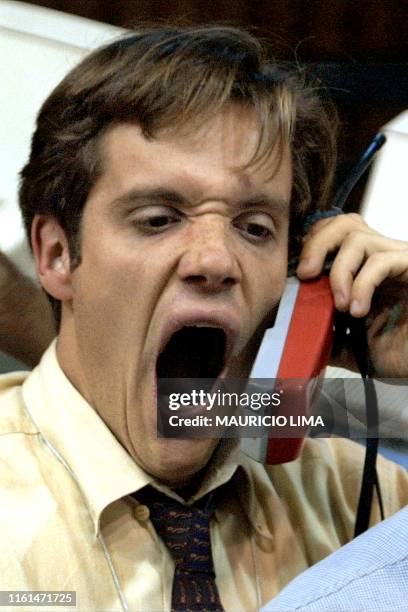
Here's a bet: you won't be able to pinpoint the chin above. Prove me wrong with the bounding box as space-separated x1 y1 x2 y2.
146 437 219 488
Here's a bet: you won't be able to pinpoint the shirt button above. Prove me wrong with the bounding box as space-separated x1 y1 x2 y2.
134 504 150 521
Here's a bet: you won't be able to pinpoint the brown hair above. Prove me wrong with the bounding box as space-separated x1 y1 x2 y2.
19 25 337 317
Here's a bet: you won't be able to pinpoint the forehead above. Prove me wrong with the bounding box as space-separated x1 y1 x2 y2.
93 105 292 207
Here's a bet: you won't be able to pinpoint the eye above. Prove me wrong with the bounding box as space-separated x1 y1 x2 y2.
233 212 275 243
132 206 182 234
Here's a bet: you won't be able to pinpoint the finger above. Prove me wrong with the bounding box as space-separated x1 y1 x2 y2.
301 218 335 246
297 214 373 278
328 231 407 310
348 250 408 317
328 235 368 310
304 216 336 236
306 213 366 238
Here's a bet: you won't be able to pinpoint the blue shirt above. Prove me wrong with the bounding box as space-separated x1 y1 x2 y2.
262 506 408 611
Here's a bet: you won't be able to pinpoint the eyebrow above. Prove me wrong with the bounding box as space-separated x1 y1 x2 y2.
111 188 187 209
235 194 289 216
111 187 289 216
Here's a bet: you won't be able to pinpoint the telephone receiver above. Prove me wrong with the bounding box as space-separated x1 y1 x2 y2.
241 274 334 464
241 132 386 465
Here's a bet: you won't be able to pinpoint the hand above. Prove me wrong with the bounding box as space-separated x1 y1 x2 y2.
296 213 408 377
0 251 55 367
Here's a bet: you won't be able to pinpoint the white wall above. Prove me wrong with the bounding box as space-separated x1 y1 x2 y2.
0 1 121 276
360 111 408 241
0 2 121 370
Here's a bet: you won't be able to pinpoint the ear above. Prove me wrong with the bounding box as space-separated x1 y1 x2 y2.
31 215 74 301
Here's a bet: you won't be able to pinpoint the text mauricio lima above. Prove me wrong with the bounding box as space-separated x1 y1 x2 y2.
168 415 325 427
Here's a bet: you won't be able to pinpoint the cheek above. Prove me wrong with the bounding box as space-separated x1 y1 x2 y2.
245 250 288 317
257 276 285 321
72 252 150 333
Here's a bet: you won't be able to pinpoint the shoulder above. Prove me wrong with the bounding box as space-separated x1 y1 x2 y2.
0 369 63 579
243 437 408 560
0 370 49 504
0 370 45 494
262 506 408 611
0 370 34 436
268 438 408 520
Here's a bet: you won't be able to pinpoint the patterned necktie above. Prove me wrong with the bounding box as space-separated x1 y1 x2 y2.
135 487 224 612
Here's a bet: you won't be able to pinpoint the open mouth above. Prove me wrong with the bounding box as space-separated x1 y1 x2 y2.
156 326 227 380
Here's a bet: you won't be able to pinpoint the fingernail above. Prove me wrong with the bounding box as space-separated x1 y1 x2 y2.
350 299 360 316
297 257 316 275
297 256 309 269
334 290 346 309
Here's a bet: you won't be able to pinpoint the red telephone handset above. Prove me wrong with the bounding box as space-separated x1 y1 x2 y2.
241 133 385 465
241 275 334 464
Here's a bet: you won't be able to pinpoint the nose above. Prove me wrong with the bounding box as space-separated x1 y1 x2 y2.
177 216 242 292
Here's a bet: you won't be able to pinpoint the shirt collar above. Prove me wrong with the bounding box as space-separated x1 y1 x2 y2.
22 341 152 535
21 341 274 539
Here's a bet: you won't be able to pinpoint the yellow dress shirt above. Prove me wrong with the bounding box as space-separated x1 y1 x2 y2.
0 342 407 612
